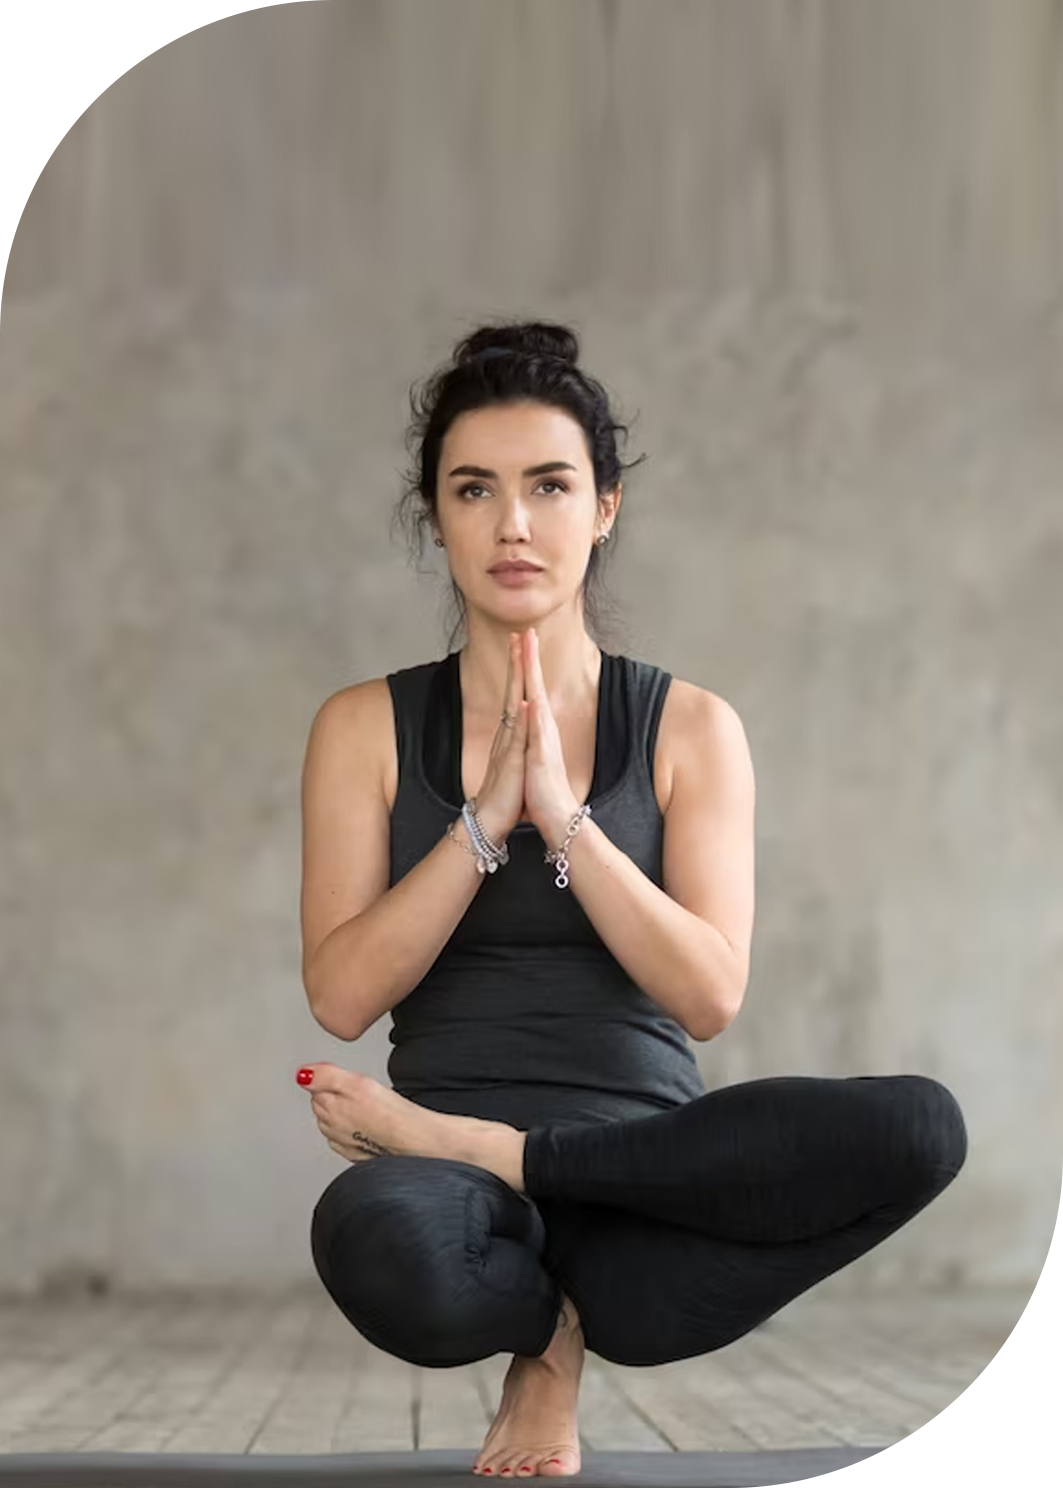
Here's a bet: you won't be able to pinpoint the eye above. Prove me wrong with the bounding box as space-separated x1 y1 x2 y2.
456 479 568 499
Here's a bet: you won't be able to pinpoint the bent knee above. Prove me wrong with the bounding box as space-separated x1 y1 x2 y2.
894 1075 968 1189
310 1159 425 1287
310 1160 481 1336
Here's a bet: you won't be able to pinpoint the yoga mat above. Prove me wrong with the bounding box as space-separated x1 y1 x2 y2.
0 1445 885 1486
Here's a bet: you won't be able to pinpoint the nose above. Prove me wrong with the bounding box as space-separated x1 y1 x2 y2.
495 504 533 543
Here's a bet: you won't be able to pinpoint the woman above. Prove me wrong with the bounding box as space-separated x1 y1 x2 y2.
298 320 967 1479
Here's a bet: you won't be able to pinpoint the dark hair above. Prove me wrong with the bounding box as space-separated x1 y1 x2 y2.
393 318 646 653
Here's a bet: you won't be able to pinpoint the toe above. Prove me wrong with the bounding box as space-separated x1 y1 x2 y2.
539 1448 579 1475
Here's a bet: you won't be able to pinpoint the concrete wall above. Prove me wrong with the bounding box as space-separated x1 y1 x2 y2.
1 0 1060 1297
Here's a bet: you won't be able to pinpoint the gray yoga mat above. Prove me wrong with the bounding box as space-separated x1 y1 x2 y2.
0 1445 885 1486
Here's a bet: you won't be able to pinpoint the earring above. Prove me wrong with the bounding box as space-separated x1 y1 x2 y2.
434 537 444 547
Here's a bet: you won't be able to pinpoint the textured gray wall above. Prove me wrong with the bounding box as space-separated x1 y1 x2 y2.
1 0 1060 1298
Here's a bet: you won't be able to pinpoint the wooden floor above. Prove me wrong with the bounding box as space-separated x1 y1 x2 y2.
0 1284 1029 1457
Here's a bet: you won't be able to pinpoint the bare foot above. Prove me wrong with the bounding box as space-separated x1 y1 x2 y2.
473 1291 585 1478
304 1064 527 1190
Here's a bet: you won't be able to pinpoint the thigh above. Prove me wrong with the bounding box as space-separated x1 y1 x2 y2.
537 1173 956 1369
526 1074 968 1242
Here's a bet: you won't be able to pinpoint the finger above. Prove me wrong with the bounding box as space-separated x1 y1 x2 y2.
510 632 522 701
511 632 525 709
526 628 542 695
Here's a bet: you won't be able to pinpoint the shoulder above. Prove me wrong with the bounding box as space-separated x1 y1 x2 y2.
305 677 396 793
668 678 746 734
667 678 751 758
310 675 393 730
624 656 741 812
309 658 444 805
657 675 752 802
626 656 727 724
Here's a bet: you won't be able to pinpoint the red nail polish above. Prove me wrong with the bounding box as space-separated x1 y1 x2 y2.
296 1068 314 1085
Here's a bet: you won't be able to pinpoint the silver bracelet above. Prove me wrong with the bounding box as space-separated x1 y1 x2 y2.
444 797 509 874
463 797 509 868
543 804 592 889
445 798 589 888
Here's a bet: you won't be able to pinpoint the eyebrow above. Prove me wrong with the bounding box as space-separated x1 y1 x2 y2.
446 461 579 480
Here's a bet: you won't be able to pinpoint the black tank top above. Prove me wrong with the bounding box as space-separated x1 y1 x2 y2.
384 647 707 1130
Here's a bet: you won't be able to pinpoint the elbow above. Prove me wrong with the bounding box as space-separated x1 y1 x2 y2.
313 1005 364 1043
688 1010 729 1044
304 969 365 1043
689 978 746 1043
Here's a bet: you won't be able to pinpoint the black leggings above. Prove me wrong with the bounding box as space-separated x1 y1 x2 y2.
310 1074 967 1369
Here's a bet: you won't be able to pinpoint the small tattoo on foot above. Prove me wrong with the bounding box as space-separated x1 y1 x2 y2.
350 1131 396 1158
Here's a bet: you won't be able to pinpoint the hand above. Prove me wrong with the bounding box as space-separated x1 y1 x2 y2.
518 627 581 844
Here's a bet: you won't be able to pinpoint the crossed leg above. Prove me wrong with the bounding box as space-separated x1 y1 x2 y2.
534 1174 957 1369
311 1072 966 1476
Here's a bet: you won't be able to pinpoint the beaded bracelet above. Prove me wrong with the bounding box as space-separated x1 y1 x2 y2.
444 796 509 874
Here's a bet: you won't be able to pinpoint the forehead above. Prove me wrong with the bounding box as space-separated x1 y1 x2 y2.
443 401 588 465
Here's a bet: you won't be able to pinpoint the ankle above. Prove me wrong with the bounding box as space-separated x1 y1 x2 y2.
480 1126 526 1193
538 1293 583 1360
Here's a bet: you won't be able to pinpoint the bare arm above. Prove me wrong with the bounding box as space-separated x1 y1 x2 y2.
306 817 498 1041
536 687 755 1042
301 684 507 1041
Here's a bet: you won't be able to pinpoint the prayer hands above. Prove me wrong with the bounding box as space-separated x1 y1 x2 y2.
515 627 581 845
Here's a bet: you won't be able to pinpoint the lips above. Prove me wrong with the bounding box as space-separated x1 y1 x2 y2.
489 563 543 572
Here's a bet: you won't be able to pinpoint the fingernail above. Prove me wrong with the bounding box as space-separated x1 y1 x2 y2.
296 1068 314 1085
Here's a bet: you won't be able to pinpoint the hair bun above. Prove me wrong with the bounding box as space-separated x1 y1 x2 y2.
455 320 579 369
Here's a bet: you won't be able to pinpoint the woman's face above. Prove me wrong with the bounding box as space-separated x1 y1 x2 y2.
434 400 612 619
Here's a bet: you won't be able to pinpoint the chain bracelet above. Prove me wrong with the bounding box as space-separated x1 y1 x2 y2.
543 804 592 888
